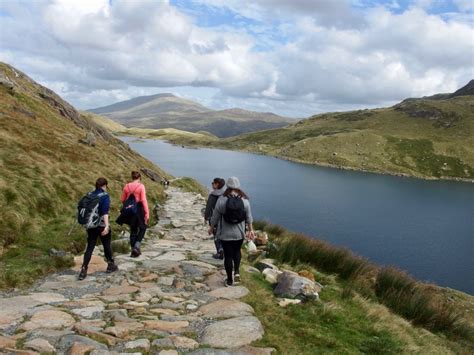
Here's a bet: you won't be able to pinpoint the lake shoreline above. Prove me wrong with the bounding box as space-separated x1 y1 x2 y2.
120 133 474 184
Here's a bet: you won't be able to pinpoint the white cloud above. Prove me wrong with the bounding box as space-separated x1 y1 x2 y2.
0 0 472 116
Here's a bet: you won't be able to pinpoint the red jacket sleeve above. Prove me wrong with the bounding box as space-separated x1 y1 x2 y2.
140 185 149 222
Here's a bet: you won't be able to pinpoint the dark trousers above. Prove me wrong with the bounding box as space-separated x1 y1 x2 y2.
130 203 147 249
214 237 223 254
221 239 244 282
209 224 223 253
82 227 113 268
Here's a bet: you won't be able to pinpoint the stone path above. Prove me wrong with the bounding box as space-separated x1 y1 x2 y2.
0 188 274 354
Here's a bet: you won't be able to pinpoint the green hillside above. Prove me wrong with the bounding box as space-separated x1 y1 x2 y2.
151 90 474 181
0 62 171 288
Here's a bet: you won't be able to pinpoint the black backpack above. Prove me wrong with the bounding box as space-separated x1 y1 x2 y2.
223 195 246 224
121 186 138 217
77 191 107 229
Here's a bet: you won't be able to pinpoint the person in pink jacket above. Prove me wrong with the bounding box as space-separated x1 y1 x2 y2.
117 171 149 257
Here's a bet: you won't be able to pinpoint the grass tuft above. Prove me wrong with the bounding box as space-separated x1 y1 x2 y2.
259 220 474 344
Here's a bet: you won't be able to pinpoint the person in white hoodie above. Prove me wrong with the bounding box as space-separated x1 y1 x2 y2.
204 177 226 259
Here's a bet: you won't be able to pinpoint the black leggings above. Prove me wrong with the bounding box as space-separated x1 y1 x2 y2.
82 227 113 268
221 239 244 283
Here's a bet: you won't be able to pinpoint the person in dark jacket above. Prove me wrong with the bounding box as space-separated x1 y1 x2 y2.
79 177 118 280
204 177 226 259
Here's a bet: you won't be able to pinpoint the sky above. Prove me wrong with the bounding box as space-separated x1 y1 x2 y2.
0 0 472 117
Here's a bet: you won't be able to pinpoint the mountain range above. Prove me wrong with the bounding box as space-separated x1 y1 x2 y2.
89 93 293 138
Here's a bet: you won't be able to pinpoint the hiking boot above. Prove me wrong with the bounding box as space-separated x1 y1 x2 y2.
131 248 141 258
224 278 233 287
234 273 241 284
106 262 118 273
212 253 221 259
78 266 87 280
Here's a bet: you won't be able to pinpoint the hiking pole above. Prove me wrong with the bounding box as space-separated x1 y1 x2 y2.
67 219 78 237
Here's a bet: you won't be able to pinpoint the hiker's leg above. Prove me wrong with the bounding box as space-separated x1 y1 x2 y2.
232 239 244 275
82 228 99 268
100 228 113 262
134 225 147 249
133 204 147 249
129 216 138 248
221 240 234 283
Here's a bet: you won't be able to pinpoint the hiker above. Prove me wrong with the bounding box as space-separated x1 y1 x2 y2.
204 177 226 259
209 176 255 287
78 177 118 280
116 171 149 257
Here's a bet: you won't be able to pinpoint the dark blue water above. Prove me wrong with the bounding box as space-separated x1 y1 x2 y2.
122 137 474 294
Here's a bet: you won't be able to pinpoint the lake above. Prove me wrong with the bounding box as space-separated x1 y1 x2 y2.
121 137 474 294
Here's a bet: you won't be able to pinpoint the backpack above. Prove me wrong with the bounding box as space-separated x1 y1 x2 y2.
77 191 107 229
223 195 246 224
120 185 139 217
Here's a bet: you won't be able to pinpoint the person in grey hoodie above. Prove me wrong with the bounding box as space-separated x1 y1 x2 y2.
204 177 226 259
209 177 255 287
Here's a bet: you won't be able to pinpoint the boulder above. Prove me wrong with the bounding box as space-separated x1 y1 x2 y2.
298 270 315 282
256 259 278 272
262 268 282 284
273 271 322 300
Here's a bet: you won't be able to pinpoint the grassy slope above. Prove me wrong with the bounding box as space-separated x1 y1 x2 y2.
141 96 474 180
242 222 474 354
0 63 172 289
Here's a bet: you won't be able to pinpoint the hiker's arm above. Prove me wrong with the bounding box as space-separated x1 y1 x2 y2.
204 195 213 222
141 185 150 224
245 201 255 240
101 214 110 236
209 199 222 229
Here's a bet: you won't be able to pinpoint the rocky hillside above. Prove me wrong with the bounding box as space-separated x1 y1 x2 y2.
155 82 474 180
0 62 170 289
89 93 293 138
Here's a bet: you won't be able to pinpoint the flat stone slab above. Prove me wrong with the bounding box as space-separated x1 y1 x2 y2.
143 320 189 332
182 260 217 270
57 334 108 352
199 300 254 319
102 285 139 296
200 316 264 348
72 255 107 273
154 251 187 261
21 310 76 331
170 335 199 350
24 338 56 353
207 286 249 299
71 305 104 319
0 293 67 329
